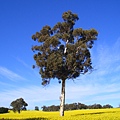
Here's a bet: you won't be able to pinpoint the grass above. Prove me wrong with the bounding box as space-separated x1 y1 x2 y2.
0 108 120 120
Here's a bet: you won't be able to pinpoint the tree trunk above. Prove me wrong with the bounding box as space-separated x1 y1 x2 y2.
60 79 65 116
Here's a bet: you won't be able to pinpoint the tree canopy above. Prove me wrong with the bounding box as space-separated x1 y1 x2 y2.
10 98 28 113
32 11 98 84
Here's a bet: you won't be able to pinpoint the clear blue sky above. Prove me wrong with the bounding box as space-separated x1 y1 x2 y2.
0 0 120 110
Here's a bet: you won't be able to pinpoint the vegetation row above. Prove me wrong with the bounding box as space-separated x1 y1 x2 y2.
41 102 113 111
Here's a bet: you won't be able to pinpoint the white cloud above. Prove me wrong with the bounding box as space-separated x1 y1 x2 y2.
0 66 26 81
88 37 120 84
16 57 31 69
91 93 120 102
15 57 41 80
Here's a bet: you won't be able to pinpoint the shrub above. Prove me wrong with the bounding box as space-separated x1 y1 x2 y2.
0 107 8 114
35 106 39 111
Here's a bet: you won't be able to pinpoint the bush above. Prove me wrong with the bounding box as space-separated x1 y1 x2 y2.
35 106 39 111
0 107 8 114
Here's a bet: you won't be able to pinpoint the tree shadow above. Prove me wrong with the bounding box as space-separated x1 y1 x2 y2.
24 118 49 120
72 111 116 116
2 117 49 120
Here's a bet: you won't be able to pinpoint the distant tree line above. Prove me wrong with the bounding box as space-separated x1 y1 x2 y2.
41 103 113 111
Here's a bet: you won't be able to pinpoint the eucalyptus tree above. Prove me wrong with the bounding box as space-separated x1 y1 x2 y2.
10 98 28 113
31 11 98 116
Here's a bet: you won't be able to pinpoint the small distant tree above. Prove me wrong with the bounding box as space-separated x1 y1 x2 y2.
22 106 27 111
92 104 102 109
0 107 8 114
31 11 98 116
119 104 120 108
35 106 39 111
10 98 28 113
41 106 47 111
103 104 113 108
78 102 87 109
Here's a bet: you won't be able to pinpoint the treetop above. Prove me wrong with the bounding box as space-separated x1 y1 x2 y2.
31 11 98 86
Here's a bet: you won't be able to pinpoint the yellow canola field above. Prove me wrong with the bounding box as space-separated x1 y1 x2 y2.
0 108 120 120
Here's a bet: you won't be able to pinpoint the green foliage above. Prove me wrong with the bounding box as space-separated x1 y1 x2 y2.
31 10 98 85
35 106 39 111
10 98 28 113
0 107 8 114
103 104 113 108
41 103 113 111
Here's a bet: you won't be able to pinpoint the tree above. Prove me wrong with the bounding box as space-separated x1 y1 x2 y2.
0 107 8 114
35 106 39 111
103 104 113 108
91 104 102 109
119 104 120 108
31 11 98 116
10 98 28 113
78 102 87 109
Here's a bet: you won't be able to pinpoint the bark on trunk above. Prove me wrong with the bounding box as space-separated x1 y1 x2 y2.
60 79 65 116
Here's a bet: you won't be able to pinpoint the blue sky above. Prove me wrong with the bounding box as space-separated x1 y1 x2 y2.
0 0 120 110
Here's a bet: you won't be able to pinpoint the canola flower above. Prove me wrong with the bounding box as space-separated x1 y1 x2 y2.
0 108 120 120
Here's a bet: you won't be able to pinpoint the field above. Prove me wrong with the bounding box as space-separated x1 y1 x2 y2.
0 108 120 120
